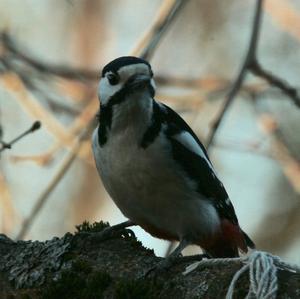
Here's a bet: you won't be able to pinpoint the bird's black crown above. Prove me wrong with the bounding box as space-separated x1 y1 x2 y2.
102 56 151 77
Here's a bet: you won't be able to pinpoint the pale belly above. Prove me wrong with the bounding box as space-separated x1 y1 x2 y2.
92 129 220 242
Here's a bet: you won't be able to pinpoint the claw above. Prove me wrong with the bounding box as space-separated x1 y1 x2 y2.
86 227 136 243
143 254 210 278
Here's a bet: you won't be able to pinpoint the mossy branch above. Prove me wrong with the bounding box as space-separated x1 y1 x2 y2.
0 222 299 299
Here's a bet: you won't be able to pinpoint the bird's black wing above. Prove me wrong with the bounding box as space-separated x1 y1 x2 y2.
159 102 239 224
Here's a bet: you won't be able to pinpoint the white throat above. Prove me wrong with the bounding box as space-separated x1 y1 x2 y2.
110 91 153 136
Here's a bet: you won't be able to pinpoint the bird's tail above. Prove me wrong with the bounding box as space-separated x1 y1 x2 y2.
242 230 255 249
202 220 255 258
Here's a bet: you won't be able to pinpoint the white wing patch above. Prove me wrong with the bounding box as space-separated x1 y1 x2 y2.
173 131 214 170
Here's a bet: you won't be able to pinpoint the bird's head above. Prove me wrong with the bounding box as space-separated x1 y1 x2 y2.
98 56 155 106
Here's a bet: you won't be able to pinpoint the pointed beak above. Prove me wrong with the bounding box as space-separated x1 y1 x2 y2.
127 74 151 90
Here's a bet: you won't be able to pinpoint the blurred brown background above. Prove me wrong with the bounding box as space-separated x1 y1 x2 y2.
0 0 299 264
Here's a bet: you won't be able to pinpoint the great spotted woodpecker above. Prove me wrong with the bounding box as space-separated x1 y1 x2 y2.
92 56 255 258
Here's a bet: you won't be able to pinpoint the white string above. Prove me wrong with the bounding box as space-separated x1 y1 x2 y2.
226 251 278 299
183 250 300 299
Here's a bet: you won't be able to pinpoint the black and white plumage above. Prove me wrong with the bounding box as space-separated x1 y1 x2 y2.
92 56 254 258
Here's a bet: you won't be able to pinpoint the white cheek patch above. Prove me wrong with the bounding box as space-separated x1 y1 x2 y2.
98 63 153 105
173 131 214 170
98 77 122 105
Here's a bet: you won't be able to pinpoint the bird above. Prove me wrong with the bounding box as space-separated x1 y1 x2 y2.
92 56 255 259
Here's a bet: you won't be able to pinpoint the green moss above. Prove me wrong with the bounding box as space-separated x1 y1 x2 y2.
62 252 76 262
71 259 92 274
81 272 112 299
43 270 85 299
121 229 154 254
42 259 111 299
114 278 161 299
75 220 109 234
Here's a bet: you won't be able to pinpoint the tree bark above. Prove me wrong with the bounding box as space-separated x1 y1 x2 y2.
0 222 299 299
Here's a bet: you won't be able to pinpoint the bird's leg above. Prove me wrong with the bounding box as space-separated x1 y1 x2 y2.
158 238 191 269
168 239 190 258
85 220 136 243
144 239 190 277
145 239 210 277
167 241 211 264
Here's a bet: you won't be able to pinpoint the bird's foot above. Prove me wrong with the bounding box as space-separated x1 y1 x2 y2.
144 254 210 278
78 224 135 243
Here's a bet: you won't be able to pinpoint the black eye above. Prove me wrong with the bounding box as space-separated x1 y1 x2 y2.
107 73 120 85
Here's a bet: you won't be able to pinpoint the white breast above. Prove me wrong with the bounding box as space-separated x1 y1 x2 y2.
92 125 220 242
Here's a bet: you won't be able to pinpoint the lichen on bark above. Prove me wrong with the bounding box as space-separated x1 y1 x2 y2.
0 222 299 299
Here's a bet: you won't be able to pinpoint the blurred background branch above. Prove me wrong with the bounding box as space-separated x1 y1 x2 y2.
0 120 41 153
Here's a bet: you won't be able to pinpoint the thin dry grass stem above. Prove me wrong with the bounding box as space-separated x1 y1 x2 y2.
265 0 300 41
15 124 92 240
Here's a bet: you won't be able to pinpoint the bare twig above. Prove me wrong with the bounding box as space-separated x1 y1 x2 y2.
0 73 96 164
0 121 41 153
206 0 300 149
13 0 190 239
0 0 188 80
165 0 265 258
16 124 91 240
249 60 300 107
205 0 264 149
0 32 98 80
139 0 188 60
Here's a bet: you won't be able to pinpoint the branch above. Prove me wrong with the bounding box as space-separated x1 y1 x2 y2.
205 0 300 149
2 0 190 240
0 121 41 153
205 0 264 149
249 60 300 107
0 33 98 80
15 124 92 240
0 0 188 80
1 223 299 299
139 0 188 60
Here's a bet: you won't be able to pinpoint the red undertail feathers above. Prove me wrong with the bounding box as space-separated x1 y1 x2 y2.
203 219 255 258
